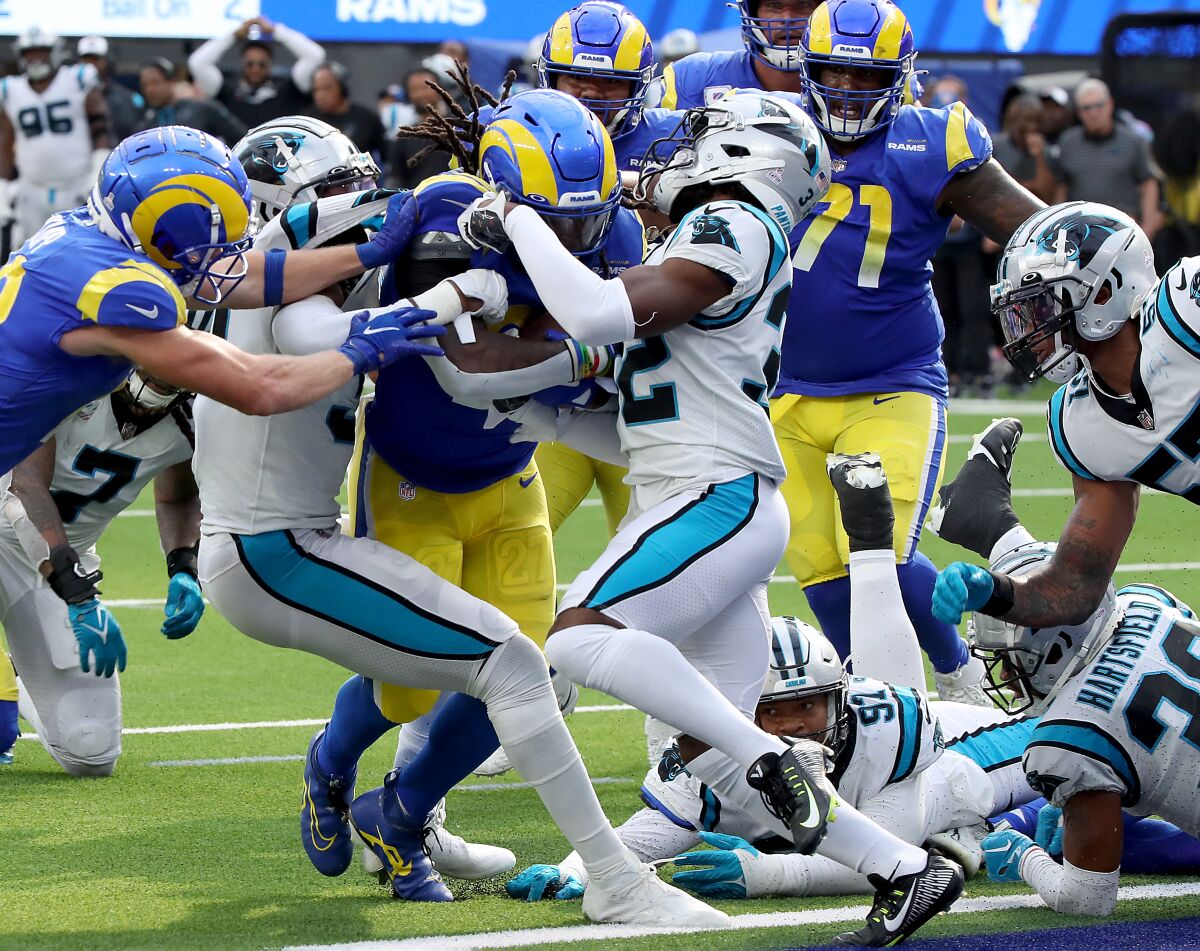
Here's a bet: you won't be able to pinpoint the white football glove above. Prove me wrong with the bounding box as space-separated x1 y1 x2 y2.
457 192 512 254
504 398 561 445
446 268 509 326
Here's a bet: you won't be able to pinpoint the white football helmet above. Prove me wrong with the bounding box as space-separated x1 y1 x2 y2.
759 616 851 755
992 201 1157 383
640 90 831 233
970 542 1120 715
123 370 187 412
233 116 380 222
14 28 63 82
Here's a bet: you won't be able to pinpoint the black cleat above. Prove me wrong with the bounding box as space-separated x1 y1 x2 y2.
827 452 895 553
746 740 837 855
832 852 965 946
927 418 1024 558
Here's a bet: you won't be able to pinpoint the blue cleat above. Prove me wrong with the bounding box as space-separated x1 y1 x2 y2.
349 770 453 902
301 729 356 876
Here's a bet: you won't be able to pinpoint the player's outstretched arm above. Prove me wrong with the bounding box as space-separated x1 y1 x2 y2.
938 159 1045 245
154 461 205 639
7 437 67 564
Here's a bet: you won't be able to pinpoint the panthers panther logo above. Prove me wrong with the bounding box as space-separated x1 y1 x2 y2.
690 214 740 252
1034 214 1124 267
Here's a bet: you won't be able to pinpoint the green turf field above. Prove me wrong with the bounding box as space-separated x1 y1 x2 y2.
4 400 1199 951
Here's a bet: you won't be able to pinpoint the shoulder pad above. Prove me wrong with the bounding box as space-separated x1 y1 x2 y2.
1046 381 1099 481
1117 583 1194 618
893 103 992 177
1148 260 1200 358
75 259 186 329
1024 717 1140 807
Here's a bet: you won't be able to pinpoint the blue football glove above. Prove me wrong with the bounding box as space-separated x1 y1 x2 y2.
338 306 444 375
68 598 126 678
932 562 995 624
982 827 1036 883
505 864 585 902
162 573 204 639
1035 803 1064 858
671 831 759 899
355 191 418 269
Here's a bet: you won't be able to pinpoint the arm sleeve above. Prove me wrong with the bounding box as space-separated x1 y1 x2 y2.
187 33 235 99
424 345 578 405
556 407 627 467
273 24 326 92
271 294 352 356
503 205 636 346
1020 850 1119 916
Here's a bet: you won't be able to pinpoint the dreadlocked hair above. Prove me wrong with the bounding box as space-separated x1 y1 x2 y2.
395 62 517 171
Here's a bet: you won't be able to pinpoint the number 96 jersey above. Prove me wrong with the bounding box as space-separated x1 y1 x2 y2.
1023 584 1200 837
1048 257 1200 501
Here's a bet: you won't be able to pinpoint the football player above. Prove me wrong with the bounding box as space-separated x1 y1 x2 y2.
933 202 1197 639
0 372 201 776
0 651 15 764
459 89 965 946
0 28 110 242
197 116 721 929
665 0 1048 706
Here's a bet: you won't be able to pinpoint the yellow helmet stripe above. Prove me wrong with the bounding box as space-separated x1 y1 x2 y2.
613 18 649 71
76 259 186 325
660 63 679 110
549 12 574 65
984 0 1001 25
806 4 833 54
872 8 911 60
129 174 249 271
479 119 559 205
598 121 618 200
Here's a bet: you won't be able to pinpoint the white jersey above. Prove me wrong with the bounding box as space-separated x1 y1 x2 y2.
616 200 789 492
194 190 391 536
1023 584 1200 836
0 66 98 187
0 393 193 573
1049 256 1200 501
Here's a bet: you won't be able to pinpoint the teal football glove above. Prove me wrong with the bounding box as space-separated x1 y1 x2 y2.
68 598 126 678
162 573 204 639
505 864 585 902
671 831 759 899
1035 803 1064 858
932 562 995 624
982 828 1035 883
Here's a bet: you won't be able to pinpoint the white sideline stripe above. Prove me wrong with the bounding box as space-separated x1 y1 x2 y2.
282 881 1200 950
17 704 636 742
151 754 304 767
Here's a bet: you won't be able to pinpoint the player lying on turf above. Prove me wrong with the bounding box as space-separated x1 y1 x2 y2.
0 371 201 775
932 416 1200 915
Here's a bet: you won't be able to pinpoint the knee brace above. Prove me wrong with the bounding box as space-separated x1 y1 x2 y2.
47 683 121 777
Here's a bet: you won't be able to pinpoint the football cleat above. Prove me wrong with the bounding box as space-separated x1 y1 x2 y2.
300 729 356 876
423 798 516 879
933 655 991 708
927 822 989 879
472 745 512 777
583 859 730 928
832 852 965 946
349 771 453 902
927 417 1023 558
827 452 895 553
746 740 837 855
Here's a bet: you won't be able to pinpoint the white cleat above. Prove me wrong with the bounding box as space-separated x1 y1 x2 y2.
927 822 987 879
473 745 513 777
934 655 991 707
583 861 731 929
423 799 515 879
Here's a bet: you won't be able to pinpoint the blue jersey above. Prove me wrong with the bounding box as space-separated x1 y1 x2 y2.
654 50 759 111
0 211 186 474
367 172 645 494
779 104 992 400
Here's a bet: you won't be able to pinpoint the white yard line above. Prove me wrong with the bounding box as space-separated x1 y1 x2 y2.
281 881 1200 950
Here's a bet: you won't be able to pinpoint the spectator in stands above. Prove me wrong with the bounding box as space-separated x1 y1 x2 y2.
310 62 388 165
386 67 452 189
1038 86 1073 144
187 16 324 128
1151 101 1200 267
134 58 245 145
1052 79 1162 242
76 36 143 141
991 93 1058 204
378 84 414 138
438 40 470 69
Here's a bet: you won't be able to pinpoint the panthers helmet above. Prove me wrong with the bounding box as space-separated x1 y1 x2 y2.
760 616 851 756
88 127 254 305
970 542 1120 716
736 0 815 72
538 2 655 140
14 27 63 82
478 88 621 256
646 90 830 232
233 116 379 223
992 201 1157 384
800 0 917 141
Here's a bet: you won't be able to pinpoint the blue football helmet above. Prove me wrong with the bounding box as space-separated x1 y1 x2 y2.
800 0 918 141
736 0 820 72
538 1 655 140
88 126 254 305
478 88 621 256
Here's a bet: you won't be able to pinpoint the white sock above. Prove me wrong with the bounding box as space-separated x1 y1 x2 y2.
849 549 926 691
391 695 447 771
644 715 678 772
546 623 786 769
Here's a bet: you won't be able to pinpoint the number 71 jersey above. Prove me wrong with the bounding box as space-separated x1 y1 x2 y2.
1048 256 1200 501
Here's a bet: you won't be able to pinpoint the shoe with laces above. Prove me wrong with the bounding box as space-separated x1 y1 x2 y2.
583 858 730 928
300 729 356 876
827 452 895 553
934 655 991 707
746 739 838 855
832 852 964 946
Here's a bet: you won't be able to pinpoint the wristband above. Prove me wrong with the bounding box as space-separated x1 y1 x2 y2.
166 545 200 579
981 570 1016 617
263 248 288 307
46 544 102 604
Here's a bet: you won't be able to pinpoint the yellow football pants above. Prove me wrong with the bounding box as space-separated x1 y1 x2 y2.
535 441 630 537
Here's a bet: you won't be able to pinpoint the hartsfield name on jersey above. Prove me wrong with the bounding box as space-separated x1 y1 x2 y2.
335 0 487 27
1075 599 1159 714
